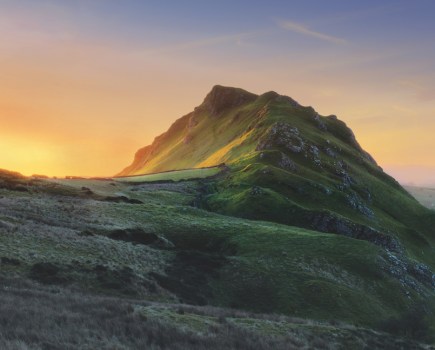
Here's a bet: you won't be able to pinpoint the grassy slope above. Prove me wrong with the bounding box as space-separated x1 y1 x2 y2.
112 86 435 340
1 279 429 350
1 174 434 345
2 84 435 346
117 87 264 175
115 167 221 183
119 86 435 270
117 88 435 260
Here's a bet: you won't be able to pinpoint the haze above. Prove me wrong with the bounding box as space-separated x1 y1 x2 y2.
1 0 434 185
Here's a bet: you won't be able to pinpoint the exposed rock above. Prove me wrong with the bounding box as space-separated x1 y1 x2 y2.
278 152 298 171
324 147 338 158
345 192 375 218
312 112 327 131
307 145 322 166
409 263 435 288
334 161 355 188
309 145 319 157
380 252 435 292
250 186 263 196
307 211 402 252
257 122 305 153
201 85 258 117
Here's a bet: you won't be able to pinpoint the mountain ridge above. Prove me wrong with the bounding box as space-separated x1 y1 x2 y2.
117 85 373 176
118 85 435 270
1 85 435 346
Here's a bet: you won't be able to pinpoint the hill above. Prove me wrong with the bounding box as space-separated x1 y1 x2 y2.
1 173 434 348
119 85 435 267
1 86 435 348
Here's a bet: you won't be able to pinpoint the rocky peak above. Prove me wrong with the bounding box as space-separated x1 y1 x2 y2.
200 85 258 116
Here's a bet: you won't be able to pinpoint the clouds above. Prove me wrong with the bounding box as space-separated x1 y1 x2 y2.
0 1 434 182
141 31 260 56
278 20 347 45
397 78 435 102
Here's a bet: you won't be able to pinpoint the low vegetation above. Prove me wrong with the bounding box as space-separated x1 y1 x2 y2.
115 166 222 183
1 86 435 348
1 171 434 348
0 278 431 350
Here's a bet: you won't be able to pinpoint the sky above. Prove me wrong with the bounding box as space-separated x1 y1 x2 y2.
0 0 434 185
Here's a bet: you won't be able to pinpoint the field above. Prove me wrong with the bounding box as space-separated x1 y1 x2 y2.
1 170 434 348
2 278 427 350
115 167 222 183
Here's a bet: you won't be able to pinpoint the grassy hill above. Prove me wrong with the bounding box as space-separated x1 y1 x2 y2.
1 86 435 348
119 85 435 269
0 170 434 348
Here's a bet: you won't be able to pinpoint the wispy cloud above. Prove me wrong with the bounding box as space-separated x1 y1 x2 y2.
143 31 262 56
278 20 347 45
397 78 435 102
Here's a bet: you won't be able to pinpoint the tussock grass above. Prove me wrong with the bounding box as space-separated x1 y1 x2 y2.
0 278 430 350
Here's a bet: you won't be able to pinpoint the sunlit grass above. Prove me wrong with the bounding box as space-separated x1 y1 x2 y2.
115 167 221 183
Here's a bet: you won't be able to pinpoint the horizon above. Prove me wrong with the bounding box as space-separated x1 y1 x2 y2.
1 1 435 186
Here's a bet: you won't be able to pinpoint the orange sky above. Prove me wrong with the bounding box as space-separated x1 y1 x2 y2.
1 2 434 185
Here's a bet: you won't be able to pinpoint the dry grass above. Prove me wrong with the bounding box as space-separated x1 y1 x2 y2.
0 278 431 350
0 278 303 350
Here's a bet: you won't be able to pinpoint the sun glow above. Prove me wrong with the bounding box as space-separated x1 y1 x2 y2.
0 137 60 176
0 2 434 184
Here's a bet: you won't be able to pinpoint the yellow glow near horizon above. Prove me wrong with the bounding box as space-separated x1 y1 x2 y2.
0 137 59 175
1 5 434 184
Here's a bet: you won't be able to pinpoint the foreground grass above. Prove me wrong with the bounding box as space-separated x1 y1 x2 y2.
0 278 431 350
1 173 434 347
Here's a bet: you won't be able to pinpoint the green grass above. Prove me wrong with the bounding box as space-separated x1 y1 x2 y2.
115 167 221 183
115 86 435 269
1 175 435 344
2 86 435 347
